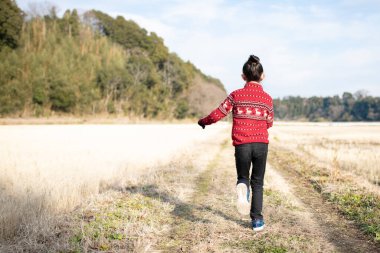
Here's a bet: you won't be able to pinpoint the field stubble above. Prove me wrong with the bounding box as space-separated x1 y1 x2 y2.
1 122 379 252
270 122 380 244
0 123 228 250
270 122 380 188
67 125 379 252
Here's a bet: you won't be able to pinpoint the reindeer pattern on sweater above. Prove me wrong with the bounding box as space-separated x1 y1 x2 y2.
199 81 273 146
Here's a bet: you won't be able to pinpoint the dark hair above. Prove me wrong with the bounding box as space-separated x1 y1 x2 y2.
242 55 264 82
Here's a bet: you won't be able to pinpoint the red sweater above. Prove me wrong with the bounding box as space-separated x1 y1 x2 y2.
199 81 273 146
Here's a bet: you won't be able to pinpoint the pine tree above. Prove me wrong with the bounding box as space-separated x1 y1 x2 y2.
0 0 23 49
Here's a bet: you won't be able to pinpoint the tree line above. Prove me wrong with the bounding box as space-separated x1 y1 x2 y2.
1 1 378 122
274 91 380 121
0 0 225 118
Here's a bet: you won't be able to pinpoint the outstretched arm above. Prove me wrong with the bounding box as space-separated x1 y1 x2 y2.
266 99 274 129
266 110 274 129
198 95 234 128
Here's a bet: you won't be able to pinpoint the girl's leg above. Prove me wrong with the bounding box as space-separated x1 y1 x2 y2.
250 143 268 221
235 144 252 188
235 144 252 215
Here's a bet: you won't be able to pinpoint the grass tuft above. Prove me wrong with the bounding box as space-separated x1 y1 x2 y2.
222 234 295 253
327 190 380 241
69 192 173 251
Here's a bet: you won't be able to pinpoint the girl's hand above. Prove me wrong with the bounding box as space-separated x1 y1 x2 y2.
198 119 205 129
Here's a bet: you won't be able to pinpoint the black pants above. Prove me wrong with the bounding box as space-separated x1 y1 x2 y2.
235 142 268 220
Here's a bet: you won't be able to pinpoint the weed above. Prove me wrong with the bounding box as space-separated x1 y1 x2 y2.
223 234 288 253
264 188 299 211
328 190 380 241
264 189 283 206
69 192 173 251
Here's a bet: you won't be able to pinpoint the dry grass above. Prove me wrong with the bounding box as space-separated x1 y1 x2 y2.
269 122 380 244
2 121 379 252
61 123 377 252
0 123 228 250
270 122 380 187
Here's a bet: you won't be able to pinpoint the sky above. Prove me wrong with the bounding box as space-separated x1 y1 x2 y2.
16 0 380 98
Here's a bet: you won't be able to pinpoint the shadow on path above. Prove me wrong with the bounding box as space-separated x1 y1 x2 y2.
123 184 248 229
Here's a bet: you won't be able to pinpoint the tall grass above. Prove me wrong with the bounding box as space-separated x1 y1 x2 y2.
270 122 380 242
0 124 227 247
271 122 380 187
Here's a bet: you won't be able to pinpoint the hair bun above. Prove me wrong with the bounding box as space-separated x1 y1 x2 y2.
248 55 260 64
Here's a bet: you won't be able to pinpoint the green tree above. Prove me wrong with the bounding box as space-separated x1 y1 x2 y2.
92 11 151 50
0 6 227 118
0 50 28 115
69 9 80 37
0 0 23 50
342 92 355 121
60 9 80 37
175 98 189 119
327 95 344 121
304 96 322 120
148 32 168 67
352 99 369 121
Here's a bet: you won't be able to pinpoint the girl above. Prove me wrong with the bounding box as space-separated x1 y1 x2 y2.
198 54 273 231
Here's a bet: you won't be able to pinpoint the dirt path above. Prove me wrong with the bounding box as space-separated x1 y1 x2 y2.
21 133 379 252
147 141 380 252
267 146 380 253
141 139 379 252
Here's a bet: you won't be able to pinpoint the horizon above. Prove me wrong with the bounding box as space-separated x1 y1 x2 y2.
16 0 380 98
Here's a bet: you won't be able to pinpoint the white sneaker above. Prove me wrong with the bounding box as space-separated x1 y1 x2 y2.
236 183 250 215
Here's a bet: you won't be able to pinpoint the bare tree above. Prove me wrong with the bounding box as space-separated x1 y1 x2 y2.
26 1 59 19
354 89 369 100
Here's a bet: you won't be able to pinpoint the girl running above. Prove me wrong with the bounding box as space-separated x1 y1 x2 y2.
198 54 273 231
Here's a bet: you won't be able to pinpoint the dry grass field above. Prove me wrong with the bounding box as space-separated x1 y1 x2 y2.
0 122 379 252
270 122 380 189
268 122 380 248
0 123 228 250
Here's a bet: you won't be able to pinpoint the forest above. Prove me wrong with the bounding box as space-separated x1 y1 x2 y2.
0 0 225 119
1 0 379 121
274 91 380 121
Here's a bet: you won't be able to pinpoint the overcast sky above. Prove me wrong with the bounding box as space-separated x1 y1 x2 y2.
16 0 380 98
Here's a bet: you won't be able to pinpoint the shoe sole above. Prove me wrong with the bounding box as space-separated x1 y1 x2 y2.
236 183 250 215
253 224 265 232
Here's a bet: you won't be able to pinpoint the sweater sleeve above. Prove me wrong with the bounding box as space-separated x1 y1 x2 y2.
267 110 274 129
266 99 274 129
199 95 234 126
